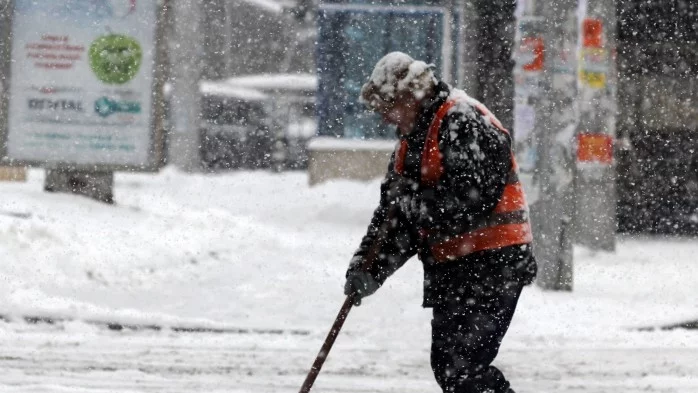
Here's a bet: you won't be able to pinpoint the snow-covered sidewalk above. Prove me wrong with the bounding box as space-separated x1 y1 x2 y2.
1 168 697 392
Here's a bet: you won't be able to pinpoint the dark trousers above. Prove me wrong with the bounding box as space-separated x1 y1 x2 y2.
431 280 523 393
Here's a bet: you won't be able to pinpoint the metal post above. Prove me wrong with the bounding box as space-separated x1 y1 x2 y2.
0 0 14 161
168 0 203 172
515 0 576 291
573 0 617 251
539 0 578 290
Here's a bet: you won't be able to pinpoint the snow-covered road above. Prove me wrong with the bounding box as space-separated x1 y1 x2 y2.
1 322 696 393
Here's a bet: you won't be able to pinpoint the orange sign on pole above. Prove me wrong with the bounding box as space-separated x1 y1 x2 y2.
577 133 613 164
582 18 603 48
521 36 544 72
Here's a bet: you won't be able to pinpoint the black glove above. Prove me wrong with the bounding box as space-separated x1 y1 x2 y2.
399 189 437 228
344 270 380 306
386 173 417 205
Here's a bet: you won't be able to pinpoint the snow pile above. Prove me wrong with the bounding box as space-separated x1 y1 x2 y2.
199 80 268 101
0 169 377 331
0 168 696 348
226 73 317 92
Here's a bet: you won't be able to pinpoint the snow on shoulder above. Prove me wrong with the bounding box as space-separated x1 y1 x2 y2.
446 88 478 117
446 87 504 130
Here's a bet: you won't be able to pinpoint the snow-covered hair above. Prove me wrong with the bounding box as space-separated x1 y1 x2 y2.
360 52 437 111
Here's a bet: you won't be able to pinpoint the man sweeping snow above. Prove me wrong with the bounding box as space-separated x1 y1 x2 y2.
344 52 537 393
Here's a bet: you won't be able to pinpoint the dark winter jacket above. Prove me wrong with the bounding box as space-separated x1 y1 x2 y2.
348 81 537 307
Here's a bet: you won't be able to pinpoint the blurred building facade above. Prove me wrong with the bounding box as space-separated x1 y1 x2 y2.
198 0 315 79
616 0 698 233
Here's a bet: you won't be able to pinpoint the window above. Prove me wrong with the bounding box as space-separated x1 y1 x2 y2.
317 4 446 139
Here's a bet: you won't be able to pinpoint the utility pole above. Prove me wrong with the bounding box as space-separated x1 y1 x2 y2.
474 0 517 131
515 0 576 290
168 0 203 172
573 0 617 251
0 0 26 183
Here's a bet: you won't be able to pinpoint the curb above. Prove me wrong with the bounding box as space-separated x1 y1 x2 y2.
0 313 310 336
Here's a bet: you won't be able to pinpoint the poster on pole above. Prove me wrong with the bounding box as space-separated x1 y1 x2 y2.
513 17 544 174
1 0 164 169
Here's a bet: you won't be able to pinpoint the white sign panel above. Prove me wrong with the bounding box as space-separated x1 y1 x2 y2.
6 0 158 166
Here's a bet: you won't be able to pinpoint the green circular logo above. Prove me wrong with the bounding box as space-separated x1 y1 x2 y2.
89 34 142 85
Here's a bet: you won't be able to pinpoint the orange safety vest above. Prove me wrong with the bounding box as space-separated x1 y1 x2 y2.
394 98 533 263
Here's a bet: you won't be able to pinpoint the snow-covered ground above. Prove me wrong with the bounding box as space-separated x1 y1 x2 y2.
1 168 697 392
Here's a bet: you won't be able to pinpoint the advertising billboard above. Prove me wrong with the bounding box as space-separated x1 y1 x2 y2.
1 0 165 169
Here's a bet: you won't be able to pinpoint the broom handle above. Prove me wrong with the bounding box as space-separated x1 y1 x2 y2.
298 203 399 393
298 293 356 393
